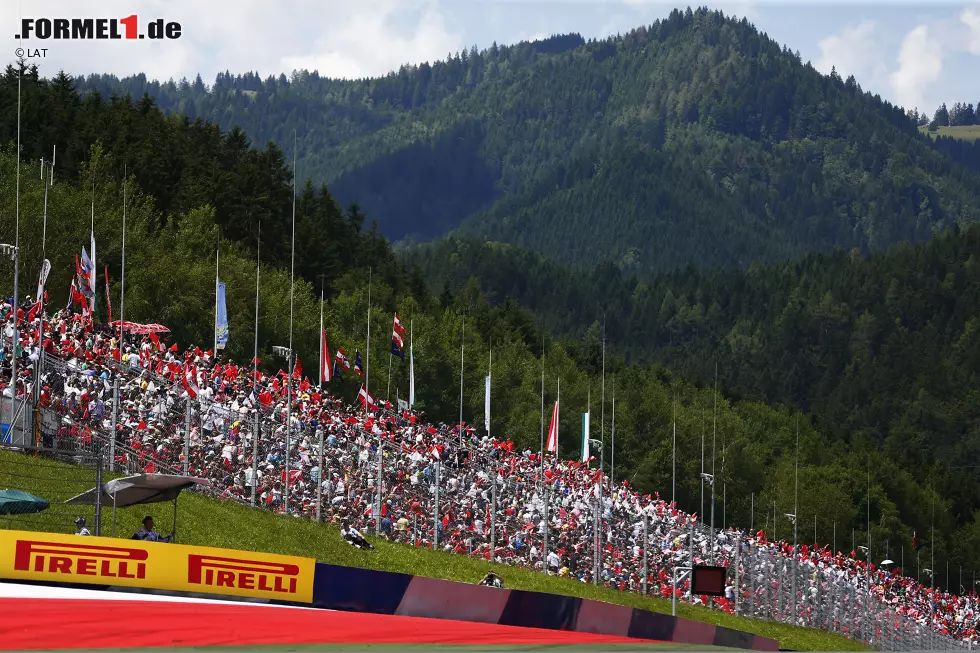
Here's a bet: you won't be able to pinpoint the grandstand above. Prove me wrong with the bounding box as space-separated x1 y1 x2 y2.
0 300 974 650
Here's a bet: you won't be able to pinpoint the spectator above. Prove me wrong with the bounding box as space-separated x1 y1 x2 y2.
132 516 172 542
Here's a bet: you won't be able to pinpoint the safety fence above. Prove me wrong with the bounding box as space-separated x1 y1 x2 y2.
7 350 973 650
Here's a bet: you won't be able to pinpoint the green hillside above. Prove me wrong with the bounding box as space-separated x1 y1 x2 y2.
74 8 980 275
920 125 980 142
0 449 866 652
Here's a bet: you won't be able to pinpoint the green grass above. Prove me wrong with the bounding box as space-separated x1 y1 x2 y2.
0 448 868 652
919 125 980 141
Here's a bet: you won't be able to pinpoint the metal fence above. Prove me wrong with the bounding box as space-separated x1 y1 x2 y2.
5 350 973 650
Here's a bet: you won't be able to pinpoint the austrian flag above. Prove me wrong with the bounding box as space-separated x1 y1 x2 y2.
182 365 200 399
358 385 377 411
391 312 406 360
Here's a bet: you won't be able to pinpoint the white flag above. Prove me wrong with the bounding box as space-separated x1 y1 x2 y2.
484 374 491 434
409 331 415 406
581 412 590 463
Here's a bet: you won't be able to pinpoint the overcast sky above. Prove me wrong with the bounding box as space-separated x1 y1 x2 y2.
4 1 979 116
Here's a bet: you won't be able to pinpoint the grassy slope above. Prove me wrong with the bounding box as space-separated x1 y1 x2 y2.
0 448 866 651
919 125 980 141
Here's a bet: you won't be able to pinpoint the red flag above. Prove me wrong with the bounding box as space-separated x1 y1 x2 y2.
293 356 302 379
182 365 199 399
358 385 377 410
545 397 559 453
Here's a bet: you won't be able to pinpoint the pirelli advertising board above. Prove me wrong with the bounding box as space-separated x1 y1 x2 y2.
0 530 315 603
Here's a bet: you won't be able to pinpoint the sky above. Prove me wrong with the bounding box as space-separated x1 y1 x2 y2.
3 0 979 117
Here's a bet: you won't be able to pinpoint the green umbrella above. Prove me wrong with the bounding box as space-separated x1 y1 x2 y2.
0 489 50 516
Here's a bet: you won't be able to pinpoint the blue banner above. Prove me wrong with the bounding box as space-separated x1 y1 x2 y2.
215 281 229 350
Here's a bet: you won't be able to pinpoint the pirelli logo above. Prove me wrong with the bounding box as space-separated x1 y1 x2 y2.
14 540 148 579
187 554 299 595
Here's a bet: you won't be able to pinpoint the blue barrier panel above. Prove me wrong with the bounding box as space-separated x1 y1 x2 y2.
498 589 581 631
311 563 412 615
627 607 679 641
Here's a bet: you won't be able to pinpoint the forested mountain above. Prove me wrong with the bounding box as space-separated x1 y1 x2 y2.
417 230 980 550
75 8 980 275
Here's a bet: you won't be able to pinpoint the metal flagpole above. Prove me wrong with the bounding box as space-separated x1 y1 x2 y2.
285 132 297 514
386 350 392 402
792 419 799 623
458 320 464 447
409 318 415 407
319 285 324 388
214 248 219 355
711 362 717 563
251 225 260 507
486 348 491 439
119 167 126 355
365 268 371 414
539 334 545 485
611 375 615 488
701 406 705 524
600 325 605 481
672 394 676 507
9 57 20 436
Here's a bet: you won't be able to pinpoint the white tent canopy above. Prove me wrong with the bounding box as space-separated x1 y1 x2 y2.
66 474 208 508
65 474 209 538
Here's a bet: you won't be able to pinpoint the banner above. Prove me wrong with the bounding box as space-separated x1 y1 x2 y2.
36 259 50 299
581 412 590 463
0 530 315 603
215 281 229 350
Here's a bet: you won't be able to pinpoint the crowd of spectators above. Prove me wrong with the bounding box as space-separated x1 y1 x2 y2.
2 298 976 646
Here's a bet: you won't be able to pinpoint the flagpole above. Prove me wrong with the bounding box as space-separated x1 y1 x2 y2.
319 284 324 389
9 57 20 429
119 166 127 353
485 347 491 440
710 361 717 563
386 351 392 402
90 175 96 318
285 130 297 514
596 324 605 586
251 224 260 507
611 380 616 486
409 318 415 407
365 267 371 415
672 393 676 507
539 334 545 485
214 247 219 355
556 377 560 461
458 319 464 447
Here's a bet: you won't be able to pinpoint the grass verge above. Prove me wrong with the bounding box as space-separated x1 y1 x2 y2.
0 448 868 651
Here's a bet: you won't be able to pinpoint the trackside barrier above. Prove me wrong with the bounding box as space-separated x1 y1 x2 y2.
310 562 779 651
0 529 315 603
0 527 775 650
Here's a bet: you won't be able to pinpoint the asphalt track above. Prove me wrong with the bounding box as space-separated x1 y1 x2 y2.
0 584 735 652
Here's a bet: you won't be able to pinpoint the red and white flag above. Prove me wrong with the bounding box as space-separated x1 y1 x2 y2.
292 356 302 380
182 365 200 399
546 396 559 453
358 385 377 411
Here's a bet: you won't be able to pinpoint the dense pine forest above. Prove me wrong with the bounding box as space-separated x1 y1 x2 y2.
4 6 980 590
76 8 980 275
